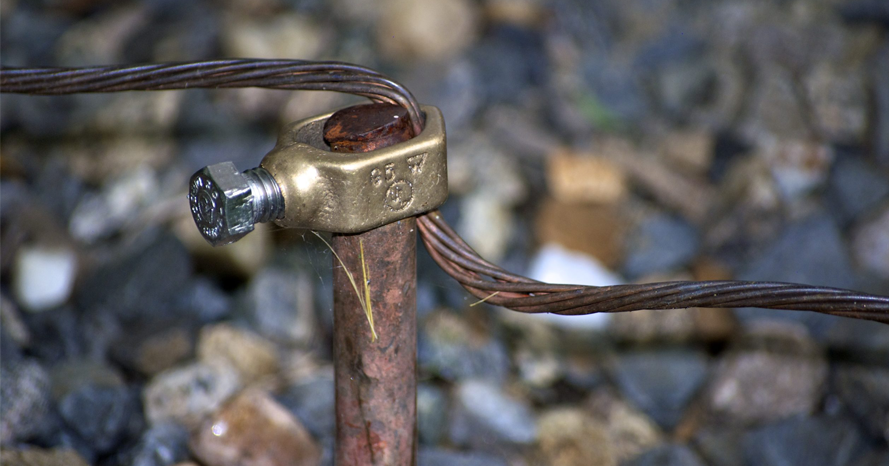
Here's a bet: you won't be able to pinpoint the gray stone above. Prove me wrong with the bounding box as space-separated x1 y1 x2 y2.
417 448 508 466
418 311 510 384
276 373 335 440
834 365 889 442
706 321 827 425
1 358 51 445
852 204 889 280
626 444 706 466
243 268 316 345
611 349 709 430
736 214 861 338
58 384 142 454
707 351 827 425
450 379 537 449
622 214 699 279
743 416 869 466
417 383 447 446
113 422 190 466
143 362 241 429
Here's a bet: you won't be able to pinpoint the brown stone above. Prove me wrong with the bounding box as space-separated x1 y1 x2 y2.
197 324 279 384
548 150 628 204
0 448 90 466
536 408 616 466
586 389 663 463
136 327 193 376
190 389 321 466
660 130 714 174
535 197 627 268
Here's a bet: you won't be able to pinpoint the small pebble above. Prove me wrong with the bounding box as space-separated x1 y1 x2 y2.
13 246 77 312
190 389 321 466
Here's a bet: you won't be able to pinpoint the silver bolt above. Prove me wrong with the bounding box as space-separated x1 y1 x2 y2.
188 162 284 246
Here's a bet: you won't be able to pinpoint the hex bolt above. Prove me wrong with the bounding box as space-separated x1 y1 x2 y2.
188 162 284 246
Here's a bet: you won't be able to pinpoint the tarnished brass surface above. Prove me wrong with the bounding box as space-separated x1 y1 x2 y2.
260 105 447 234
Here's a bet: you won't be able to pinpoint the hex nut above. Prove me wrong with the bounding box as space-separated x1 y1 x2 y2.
188 162 255 246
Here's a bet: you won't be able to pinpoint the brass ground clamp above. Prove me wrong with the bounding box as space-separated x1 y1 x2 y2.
188 105 448 246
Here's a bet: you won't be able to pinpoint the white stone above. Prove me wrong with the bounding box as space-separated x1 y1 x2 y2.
13 246 78 312
523 243 624 329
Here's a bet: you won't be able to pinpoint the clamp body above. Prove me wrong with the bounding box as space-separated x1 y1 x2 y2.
188 105 447 245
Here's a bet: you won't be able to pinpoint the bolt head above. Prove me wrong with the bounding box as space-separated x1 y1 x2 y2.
188 162 254 246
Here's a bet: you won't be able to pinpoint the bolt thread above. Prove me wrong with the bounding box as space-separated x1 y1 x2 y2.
243 167 285 224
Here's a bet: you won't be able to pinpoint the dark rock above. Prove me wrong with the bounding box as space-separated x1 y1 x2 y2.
611 349 709 430
693 428 745 466
78 232 192 325
736 214 861 338
418 311 510 384
113 422 190 466
834 365 889 442
470 24 548 105
418 447 509 466
276 372 335 440
581 57 649 124
876 41 889 167
826 153 889 226
622 214 699 279
1 357 51 445
58 384 143 454
627 444 706 466
838 1 889 27
449 379 537 449
417 383 447 446
824 318 889 365
19 307 84 364
174 277 232 324
743 415 870 466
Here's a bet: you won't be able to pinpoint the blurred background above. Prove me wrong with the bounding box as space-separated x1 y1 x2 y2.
2 0 889 465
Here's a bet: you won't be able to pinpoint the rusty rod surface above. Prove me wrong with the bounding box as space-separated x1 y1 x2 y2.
325 103 418 466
